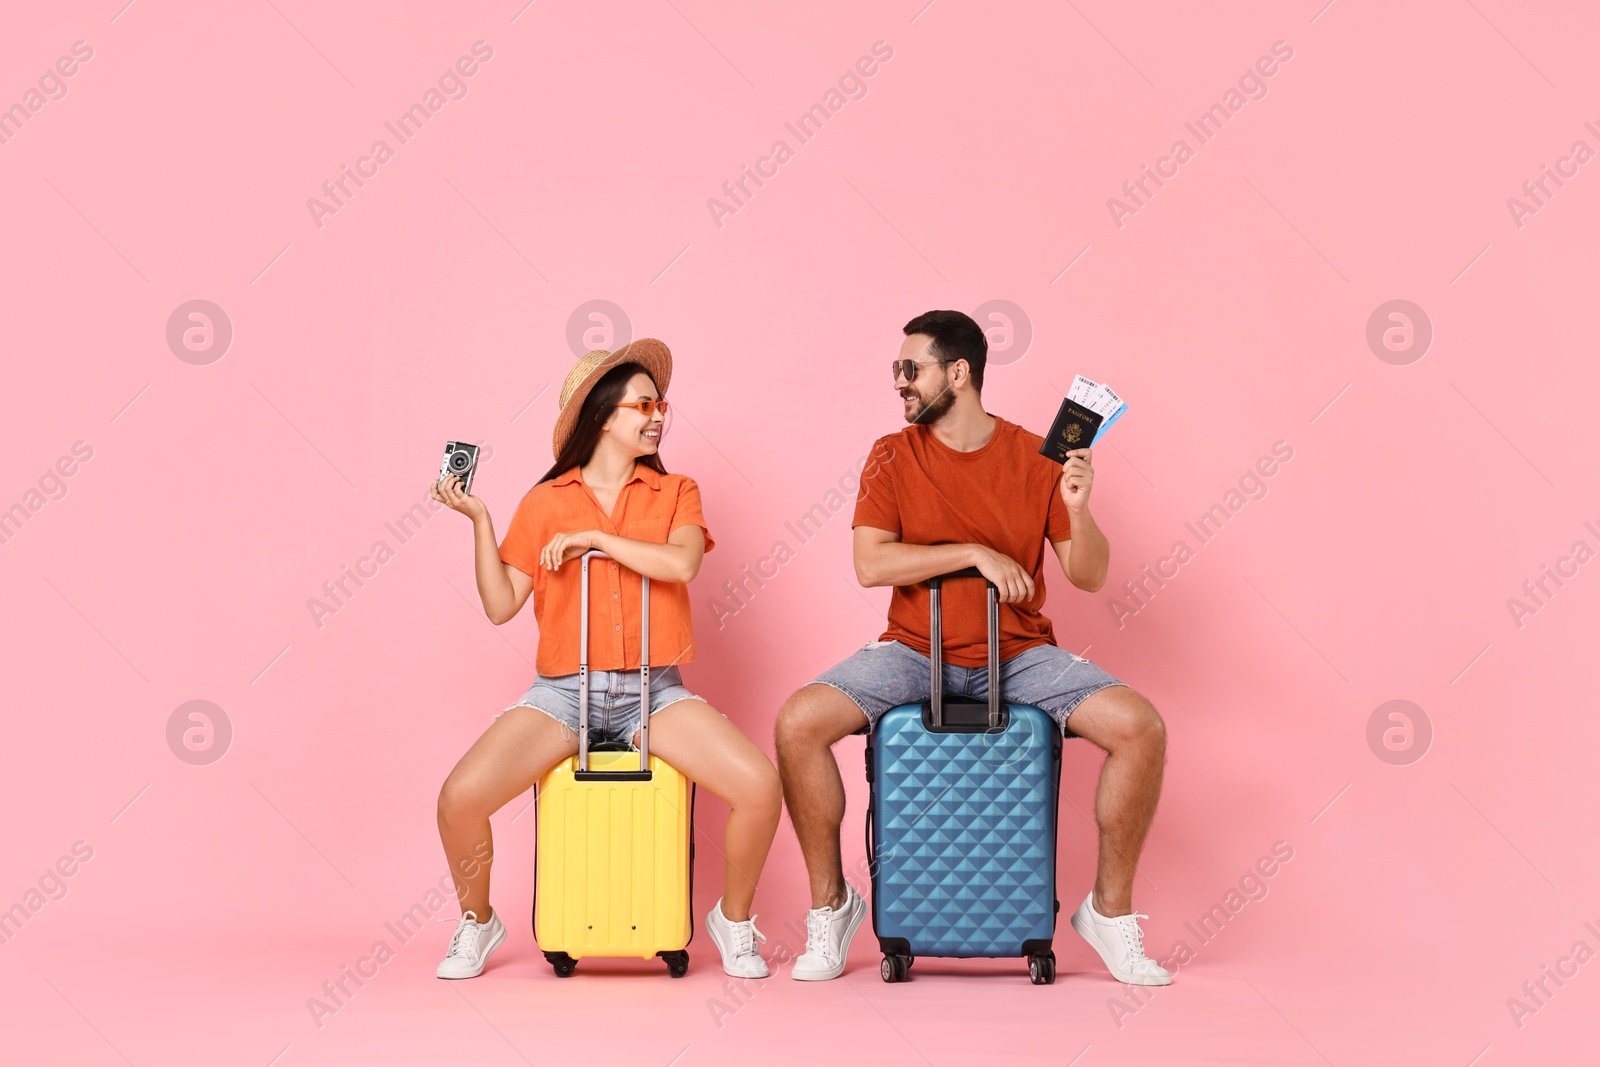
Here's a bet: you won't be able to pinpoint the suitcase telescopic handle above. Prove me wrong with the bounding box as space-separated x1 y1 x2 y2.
575 549 653 781
927 568 1002 730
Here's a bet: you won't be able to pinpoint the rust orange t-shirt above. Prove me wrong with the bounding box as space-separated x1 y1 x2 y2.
497 463 714 677
852 415 1073 668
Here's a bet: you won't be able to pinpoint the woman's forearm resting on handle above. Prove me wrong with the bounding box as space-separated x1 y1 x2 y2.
590 526 704 585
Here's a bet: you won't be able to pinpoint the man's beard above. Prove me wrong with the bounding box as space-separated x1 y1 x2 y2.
904 383 956 426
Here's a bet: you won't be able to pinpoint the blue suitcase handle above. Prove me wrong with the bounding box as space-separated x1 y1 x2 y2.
927 570 1003 730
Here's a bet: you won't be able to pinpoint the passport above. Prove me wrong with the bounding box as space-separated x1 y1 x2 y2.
1038 373 1129 461
1038 397 1105 462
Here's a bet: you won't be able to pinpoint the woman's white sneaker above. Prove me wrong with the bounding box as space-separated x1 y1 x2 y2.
706 898 769 978
1069 891 1171 985
435 909 507 979
791 884 866 981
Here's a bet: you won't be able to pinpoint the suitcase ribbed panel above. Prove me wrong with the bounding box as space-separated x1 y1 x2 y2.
534 750 692 959
870 702 1059 957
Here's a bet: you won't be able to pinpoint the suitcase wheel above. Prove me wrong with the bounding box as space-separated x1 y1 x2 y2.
880 954 911 983
545 952 577 978
1028 952 1056 985
663 950 690 978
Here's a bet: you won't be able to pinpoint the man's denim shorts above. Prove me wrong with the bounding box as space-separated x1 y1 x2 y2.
498 665 701 746
810 639 1128 735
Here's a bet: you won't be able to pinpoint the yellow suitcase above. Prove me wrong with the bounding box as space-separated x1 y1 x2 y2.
532 550 695 977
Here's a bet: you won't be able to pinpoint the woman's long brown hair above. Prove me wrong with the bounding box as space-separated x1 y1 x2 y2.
538 362 669 485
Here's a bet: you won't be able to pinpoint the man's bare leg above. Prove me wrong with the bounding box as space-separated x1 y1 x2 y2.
1061 684 1167 916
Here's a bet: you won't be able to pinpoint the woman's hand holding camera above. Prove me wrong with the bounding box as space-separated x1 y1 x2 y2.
431 473 487 523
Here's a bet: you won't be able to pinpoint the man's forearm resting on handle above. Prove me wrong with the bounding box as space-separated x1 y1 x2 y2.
853 537 984 589
855 527 1038 603
856 510 1109 601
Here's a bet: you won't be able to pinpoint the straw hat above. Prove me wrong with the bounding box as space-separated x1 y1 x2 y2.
551 338 673 458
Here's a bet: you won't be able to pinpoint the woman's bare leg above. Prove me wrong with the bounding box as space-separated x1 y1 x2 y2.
636 699 782 922
437 707 578 920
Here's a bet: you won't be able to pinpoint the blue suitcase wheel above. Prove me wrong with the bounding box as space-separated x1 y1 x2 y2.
1028 952 1056 985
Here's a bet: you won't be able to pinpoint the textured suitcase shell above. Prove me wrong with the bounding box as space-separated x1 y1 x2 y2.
533 749 694 960
868 700 1062 958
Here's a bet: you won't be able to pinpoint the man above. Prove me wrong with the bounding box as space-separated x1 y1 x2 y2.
774 310 1171 985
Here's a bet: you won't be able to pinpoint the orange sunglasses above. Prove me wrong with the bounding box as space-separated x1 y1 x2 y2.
615 399 668 416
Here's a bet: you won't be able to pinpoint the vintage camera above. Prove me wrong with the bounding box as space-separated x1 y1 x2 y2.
438 441 480 495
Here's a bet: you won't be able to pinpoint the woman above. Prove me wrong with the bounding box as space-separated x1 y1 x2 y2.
430 339 781 981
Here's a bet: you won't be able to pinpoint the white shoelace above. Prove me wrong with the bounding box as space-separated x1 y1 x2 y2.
1113 912 1152 959
804 908 834 958
441 912 486 960
728 914 768 958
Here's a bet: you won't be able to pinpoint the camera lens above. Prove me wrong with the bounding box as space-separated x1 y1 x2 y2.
449 451 471 471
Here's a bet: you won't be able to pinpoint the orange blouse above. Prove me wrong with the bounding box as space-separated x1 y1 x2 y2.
498 463 715 677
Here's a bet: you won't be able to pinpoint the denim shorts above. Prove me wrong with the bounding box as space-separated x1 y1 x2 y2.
497 665 702 746
810 639 1128 735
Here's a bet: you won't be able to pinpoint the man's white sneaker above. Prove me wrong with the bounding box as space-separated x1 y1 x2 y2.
791 884 866 981
706 898 769 978
1069 891 1172 986
435 909 507 979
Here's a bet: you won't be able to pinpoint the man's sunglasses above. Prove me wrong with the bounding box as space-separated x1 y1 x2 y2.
891 358 954 384
615 399 669 416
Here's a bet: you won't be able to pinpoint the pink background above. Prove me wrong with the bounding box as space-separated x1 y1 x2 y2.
3 1 1597 1064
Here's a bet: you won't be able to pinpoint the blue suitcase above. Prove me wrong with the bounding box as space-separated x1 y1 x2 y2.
865 568 1064 984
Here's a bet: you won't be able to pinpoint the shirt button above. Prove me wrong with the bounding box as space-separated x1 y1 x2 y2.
613 593 619 599
614 624 621 630
610 562 617 570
